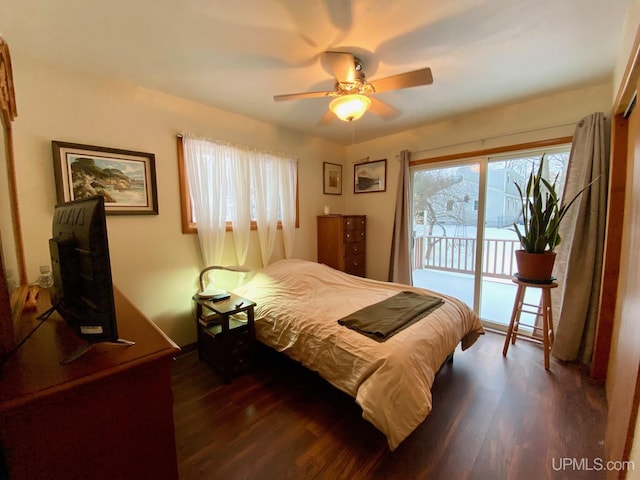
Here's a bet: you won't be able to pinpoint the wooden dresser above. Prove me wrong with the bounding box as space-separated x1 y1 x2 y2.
0 287 180 480
317 214 366 277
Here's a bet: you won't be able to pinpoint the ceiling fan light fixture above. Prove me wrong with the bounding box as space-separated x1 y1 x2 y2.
329 94 371 122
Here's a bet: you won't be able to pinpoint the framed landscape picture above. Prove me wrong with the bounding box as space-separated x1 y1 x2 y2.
323 161 342 195
354 159 386 193
52 141 158 215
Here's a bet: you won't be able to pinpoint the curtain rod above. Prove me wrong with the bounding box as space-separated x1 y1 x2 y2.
177 133 299 162
412 121 578 157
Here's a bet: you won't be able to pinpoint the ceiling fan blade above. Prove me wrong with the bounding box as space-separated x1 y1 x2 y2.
317 109 336 126
369 97 401 120
273 91 333 102
370 67 433 93
322 51 357 83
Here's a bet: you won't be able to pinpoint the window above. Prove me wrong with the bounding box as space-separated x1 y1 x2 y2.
409 137 572 331
177 136 299 234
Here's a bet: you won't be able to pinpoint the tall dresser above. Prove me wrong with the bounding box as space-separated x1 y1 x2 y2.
317 214 366 277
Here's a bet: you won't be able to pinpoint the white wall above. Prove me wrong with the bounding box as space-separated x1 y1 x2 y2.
11 56 345 346
614 0 640 99
344 83 613 281
9 53 615 345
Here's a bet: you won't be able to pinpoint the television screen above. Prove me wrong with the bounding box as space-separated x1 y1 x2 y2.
48 196 119 343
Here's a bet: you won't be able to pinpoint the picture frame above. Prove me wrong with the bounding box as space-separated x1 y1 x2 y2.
354 159 387 193
323 161 342 195
51 141 159 215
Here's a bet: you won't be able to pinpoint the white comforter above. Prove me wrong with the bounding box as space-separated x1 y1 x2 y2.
232 259 484 450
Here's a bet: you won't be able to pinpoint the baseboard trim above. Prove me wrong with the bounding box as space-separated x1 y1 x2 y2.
175 342 198 356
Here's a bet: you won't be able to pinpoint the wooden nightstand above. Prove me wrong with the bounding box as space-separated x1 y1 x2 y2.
193 293 256 383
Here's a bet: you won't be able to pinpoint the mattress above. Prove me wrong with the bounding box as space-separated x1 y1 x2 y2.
232 259 484 450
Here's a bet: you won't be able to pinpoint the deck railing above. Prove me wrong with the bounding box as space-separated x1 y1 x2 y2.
412 236 519 279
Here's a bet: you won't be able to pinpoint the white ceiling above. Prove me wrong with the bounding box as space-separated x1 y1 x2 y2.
0 0 633 145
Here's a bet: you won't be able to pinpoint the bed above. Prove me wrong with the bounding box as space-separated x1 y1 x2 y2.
231 259 484 450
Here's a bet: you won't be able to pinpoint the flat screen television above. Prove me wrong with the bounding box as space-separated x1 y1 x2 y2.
45 195 133 362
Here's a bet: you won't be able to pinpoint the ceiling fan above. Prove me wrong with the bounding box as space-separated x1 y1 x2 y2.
273 51 433 123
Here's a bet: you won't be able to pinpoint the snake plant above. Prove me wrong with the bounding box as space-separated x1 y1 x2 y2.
513 156 595 253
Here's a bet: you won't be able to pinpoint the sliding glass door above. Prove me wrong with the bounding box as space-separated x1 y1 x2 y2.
411 159 482 309
411 146 571 329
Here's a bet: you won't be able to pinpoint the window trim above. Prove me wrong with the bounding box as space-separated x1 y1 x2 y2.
409 135 573 330
410 136 574 167
177 136 300 234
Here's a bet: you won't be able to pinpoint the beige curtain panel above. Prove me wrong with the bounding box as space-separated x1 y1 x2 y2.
388 149 413 285
552 112 610 364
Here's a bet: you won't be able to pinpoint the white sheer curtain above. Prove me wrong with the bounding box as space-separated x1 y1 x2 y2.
183 137 228 266
228 149 251 265
278 157 298 259
251 153 279 266
183 135 297 268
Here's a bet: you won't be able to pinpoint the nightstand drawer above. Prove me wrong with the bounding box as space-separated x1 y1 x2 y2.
198 327 253 379
228 331 251 356
228 356 251 377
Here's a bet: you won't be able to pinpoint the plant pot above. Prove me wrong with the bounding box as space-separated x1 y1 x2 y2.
514 250 557 283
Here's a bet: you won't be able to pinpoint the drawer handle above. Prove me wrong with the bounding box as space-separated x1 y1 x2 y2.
353 247 358 253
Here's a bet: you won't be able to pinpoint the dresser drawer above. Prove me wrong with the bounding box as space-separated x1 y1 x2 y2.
344 241 365 257
344 229 366 243
344 255 365 272
343 216 365 230
345 265 366 277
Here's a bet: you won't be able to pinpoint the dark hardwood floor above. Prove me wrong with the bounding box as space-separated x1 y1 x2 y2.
171 331 607 480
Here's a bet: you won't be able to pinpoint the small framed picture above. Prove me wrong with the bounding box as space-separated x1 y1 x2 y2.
51 141 158 215
354 159 386 193
323 162 342 195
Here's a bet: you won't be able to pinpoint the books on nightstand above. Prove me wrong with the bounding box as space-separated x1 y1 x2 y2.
198 313 248 330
